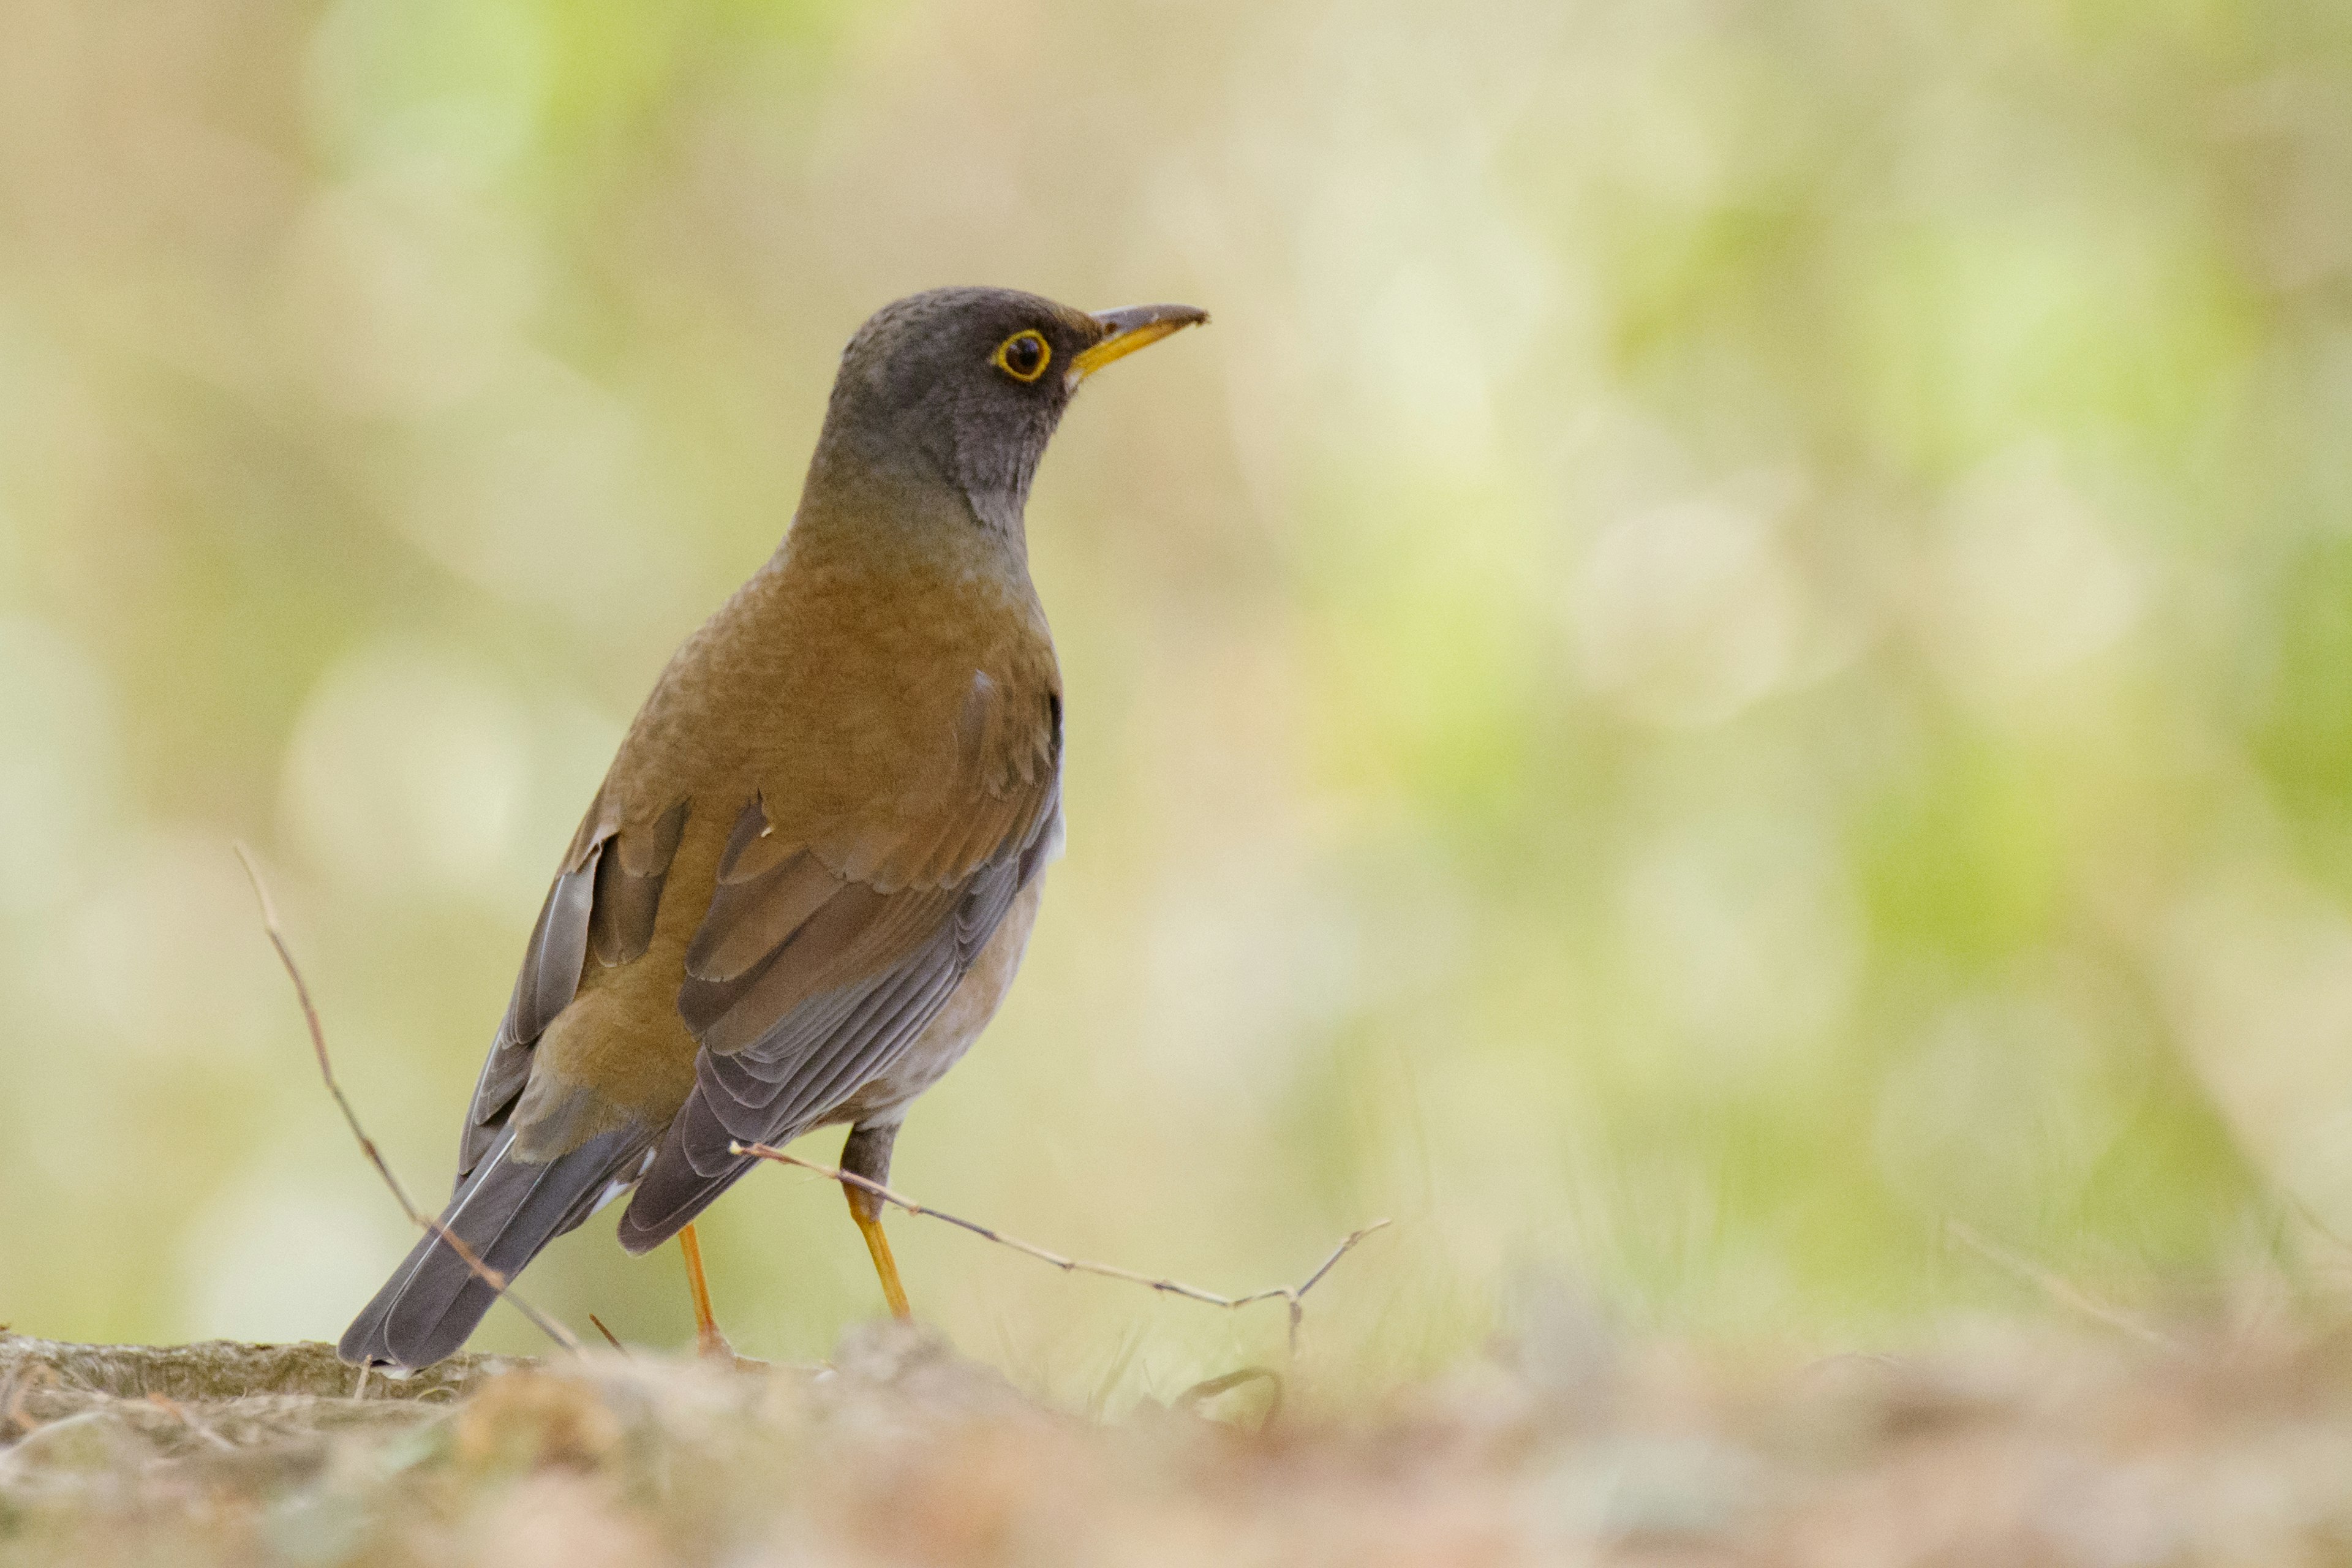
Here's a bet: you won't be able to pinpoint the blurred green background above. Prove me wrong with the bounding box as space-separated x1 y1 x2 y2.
3 0 2351 1399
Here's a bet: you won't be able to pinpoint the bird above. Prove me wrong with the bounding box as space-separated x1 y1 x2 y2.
338 287 1206 1369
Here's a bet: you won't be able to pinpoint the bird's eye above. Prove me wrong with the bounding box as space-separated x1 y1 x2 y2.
993 330 1050 383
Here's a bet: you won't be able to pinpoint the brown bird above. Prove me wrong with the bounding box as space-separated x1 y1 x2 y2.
339 287 1205 1368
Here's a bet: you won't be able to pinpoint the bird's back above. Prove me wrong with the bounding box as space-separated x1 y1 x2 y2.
514 503 1061 1161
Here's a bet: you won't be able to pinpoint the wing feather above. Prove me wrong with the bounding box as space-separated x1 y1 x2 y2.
684 843 840 984
456 793 688 1183
589 797 688 966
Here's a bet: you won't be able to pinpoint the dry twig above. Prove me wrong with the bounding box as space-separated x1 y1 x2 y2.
234 842 1378 1361
235 845 582 1355
733 1140 1389 1351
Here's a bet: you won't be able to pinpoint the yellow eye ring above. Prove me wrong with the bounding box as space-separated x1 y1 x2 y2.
993 330 1050 383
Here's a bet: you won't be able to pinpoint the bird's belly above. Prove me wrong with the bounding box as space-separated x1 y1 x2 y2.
829 872 1044 1128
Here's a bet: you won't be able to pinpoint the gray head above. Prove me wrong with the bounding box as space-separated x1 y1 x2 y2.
809 287 1207 536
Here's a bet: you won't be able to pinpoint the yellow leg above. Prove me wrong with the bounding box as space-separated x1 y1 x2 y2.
678 1222 735 1359
847 1189 913 1321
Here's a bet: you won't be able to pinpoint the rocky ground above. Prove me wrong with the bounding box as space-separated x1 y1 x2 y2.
7 1319 2352 1565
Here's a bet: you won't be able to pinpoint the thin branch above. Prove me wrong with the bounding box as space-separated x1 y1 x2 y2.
1945 1219 2180 1354
733 1140 1389 1352
235 845 581 1356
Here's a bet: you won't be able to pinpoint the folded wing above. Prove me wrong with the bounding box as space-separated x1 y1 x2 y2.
616 670 1060 1251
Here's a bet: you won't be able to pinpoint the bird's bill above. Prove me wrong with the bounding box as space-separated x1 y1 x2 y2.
1069 303 1209 382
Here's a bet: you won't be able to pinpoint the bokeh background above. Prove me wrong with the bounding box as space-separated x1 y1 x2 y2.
3 0 2350 1400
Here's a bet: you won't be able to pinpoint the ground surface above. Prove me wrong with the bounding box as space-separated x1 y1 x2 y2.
7 1321 2352 1564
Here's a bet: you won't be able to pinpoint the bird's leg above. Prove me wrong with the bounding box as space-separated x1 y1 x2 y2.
677 1222 735 1360
842 1123 911 1321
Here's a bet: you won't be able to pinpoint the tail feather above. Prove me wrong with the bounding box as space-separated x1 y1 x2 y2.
339 1125 641 1368
613 1091 756 1254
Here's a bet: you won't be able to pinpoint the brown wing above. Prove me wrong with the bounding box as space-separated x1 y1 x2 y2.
455 794 689 1184
614 673 1059 1250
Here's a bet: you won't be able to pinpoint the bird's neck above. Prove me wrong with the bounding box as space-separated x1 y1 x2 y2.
804 401 1039 552
780 464 1038 601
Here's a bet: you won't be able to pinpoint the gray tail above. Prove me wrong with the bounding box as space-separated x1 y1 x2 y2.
338 1125 638 1368
613 1090 756 1254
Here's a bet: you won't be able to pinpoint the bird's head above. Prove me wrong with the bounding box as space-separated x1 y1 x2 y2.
809 287 1207 537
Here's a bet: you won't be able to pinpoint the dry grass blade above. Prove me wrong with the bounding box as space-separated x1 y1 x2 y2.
733 1140 1389 1351
1176 1365 1283 1423
234 844 582 1355
1946 1219 2180 1354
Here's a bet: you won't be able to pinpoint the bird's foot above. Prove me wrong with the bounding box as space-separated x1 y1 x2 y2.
694 1321 768 1372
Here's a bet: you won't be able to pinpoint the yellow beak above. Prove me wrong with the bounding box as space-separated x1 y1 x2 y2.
1069 303 1210 383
